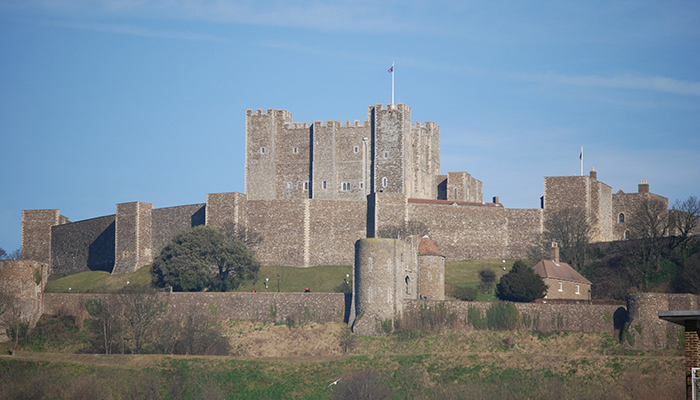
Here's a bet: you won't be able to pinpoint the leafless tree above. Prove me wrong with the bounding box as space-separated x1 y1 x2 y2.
530 207 591 270
0 248 21 260
627 196 671 290
117 288 167 354
671 195 700 261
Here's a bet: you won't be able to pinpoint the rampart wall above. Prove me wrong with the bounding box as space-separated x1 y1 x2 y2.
403 300 626 335
41 292 348 324
50 215 115 279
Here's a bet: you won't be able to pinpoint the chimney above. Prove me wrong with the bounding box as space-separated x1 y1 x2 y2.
551 242 560 263
493 196 499 204
638 180 649 193
589 167 597 181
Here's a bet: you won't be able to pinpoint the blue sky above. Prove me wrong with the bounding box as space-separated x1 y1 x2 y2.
1 1 699 252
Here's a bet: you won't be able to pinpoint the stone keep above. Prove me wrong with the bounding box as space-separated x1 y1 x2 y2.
20 103 671 276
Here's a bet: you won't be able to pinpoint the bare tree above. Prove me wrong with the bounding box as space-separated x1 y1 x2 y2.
671 195 700 261
531 208 591 270
117 288 167 354
627 196 671 290
0 248 21 260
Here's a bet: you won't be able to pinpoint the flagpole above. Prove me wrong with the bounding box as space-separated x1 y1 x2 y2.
387 62 395 105
580 146 583 176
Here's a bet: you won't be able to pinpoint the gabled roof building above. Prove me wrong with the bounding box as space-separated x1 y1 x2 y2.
533 243 592 300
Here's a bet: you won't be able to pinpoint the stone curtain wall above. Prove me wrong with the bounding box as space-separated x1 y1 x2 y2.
403 300 624 335
41 292 347 324
151 204 205 257
50 215 115 279
505 208 544 258
408 201 508 260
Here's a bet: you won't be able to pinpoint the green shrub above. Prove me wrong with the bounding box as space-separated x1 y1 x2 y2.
486 302 520 331
446 284 478 301
467 306 487 330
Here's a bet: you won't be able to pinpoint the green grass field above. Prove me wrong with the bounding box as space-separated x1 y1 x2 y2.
45 258 520 299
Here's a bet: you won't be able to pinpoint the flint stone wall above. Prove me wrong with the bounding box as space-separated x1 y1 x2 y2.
403 300 625 335
41 292 348 324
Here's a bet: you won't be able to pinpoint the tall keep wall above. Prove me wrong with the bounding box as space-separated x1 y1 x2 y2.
50 215 115 279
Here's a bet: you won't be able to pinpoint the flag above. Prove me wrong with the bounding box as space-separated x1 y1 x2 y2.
580 151 582 160
388 66 393 73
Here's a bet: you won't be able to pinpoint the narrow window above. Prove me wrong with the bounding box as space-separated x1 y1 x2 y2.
454 188 458 199
260 147 266 154
303 181 309 191
354 146 359 153
618 213 625 223
382 177 387 188
558 282 563 292
405 276 410 295
359 182 364 189
624 230 630 240
384 151 388 159
575 284 580 295
293 147 298 154
322 181 327 190
342 182 350 191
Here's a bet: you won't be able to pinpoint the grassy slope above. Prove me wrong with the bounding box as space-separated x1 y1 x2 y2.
0 328 684 400
45 259 520 297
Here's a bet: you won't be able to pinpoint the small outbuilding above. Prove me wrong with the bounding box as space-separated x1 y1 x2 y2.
532 243 591 300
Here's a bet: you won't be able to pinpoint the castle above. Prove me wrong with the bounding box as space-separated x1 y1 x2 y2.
20 103 668 279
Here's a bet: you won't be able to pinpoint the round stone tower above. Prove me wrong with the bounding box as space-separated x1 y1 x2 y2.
352 238 418 335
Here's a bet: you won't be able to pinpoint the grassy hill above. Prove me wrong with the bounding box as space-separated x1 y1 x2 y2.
0 324 683 400
45 259 517 299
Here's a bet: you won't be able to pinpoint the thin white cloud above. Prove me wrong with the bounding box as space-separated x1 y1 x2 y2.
3 0 420 34
520 72 700 97
51 21 226 42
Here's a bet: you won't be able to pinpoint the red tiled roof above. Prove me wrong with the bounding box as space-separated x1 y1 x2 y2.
417 236 445 257
532 259 591 284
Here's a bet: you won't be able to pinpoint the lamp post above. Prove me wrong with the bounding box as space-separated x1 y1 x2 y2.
277 274 280 292
265 277 269 289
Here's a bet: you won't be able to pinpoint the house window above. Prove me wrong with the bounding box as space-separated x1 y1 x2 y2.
293 147 298 154
382 177 387 188
575 284 580 295
303 181 309 191
260 147 266 154
354 146 359 153
342 182 350 191
624 230 630 240
558 282 563 292
618 213 625 223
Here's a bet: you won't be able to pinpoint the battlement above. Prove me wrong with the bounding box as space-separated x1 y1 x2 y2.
369 102 411 112
245 108 293 121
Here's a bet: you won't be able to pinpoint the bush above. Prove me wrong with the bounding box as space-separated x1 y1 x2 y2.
495 260 547 302
467 306 487 330
486 301 520 331
445 284 478 301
